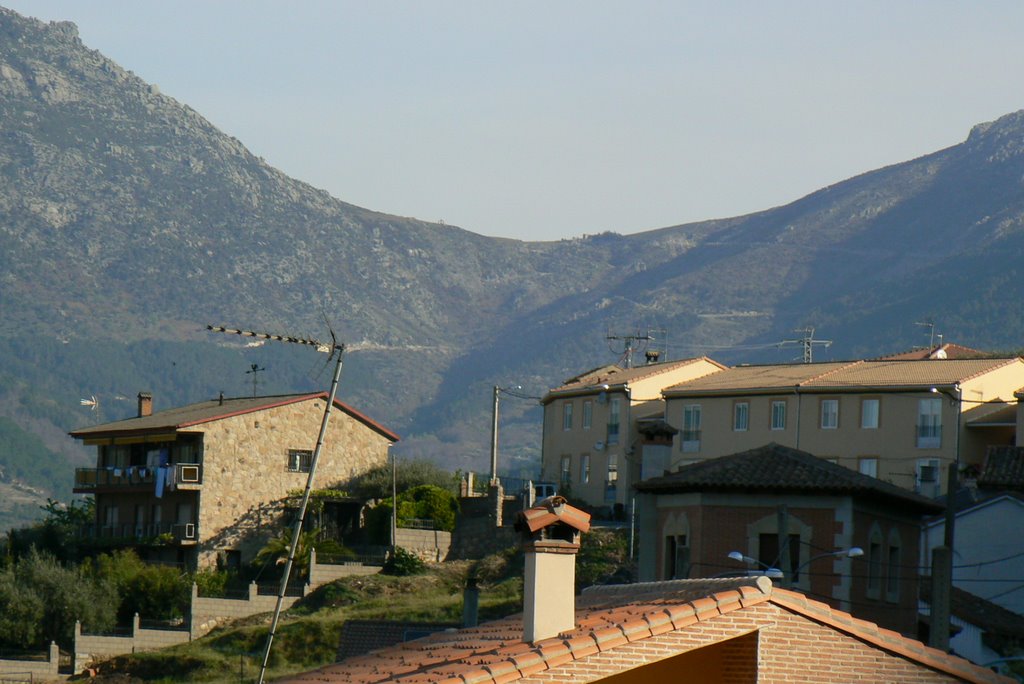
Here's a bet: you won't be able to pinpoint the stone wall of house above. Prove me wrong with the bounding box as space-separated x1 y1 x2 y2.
195 397 392 565
0 642 60 681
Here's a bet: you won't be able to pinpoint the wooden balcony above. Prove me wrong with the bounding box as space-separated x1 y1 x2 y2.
73 463 202 493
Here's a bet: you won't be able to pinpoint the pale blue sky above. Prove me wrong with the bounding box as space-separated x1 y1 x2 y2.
5 1 1024 241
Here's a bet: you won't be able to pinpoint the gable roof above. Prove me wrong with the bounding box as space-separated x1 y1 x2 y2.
282 577 1007 683
979 445 1024 490
68 392 400 442
663 358 1021 396
542 357 724 404
921 583 1024 641
634 443 943 513
878 343 989 361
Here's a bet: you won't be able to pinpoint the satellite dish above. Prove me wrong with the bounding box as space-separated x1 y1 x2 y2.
594 441 605 451
597 391 608 404
935 349 948 359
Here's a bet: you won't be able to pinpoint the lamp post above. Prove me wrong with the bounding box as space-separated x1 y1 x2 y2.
795 547 864 582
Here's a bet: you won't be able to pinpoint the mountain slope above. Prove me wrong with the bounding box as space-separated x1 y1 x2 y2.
4 7 1024 528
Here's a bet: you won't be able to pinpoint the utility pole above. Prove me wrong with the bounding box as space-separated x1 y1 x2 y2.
489 385 522 484
207 325 341 684
246 363 266 398
778 327 832 363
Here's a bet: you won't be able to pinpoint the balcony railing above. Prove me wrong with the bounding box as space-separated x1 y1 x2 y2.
681 429 701 453
78 521 199 544
74 463 202 490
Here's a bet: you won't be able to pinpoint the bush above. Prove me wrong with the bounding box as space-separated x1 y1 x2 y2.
363 484 460 543
0 549 117 648
382 547 425 576
87 549 190 622
347 459 457 499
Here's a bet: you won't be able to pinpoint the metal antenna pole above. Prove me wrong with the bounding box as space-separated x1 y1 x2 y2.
490 386 500 484
207 324 340 684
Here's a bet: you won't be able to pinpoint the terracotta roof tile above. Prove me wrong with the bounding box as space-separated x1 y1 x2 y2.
664 358 1020 395
542 357 726 404
69 392 400 442
283 576 1008 684
980 445 1024 489
635 443 943 512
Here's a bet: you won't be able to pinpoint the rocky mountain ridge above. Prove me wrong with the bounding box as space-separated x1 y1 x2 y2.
3 7 1024 528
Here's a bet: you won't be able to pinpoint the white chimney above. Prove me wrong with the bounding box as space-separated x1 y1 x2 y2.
515 497 591 643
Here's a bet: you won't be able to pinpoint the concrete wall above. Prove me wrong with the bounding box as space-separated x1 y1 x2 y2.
190 582 306 639
0 642 60 681
308 548 381 586
74 615 190 673
395 528 452 562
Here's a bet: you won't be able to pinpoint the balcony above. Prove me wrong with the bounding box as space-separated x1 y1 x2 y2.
73 463 203 492
681 429 701 453
78 521 199 546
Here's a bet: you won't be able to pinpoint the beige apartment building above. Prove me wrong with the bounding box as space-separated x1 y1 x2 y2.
660 358 1024 496
71 392 398 568
539 357 724 510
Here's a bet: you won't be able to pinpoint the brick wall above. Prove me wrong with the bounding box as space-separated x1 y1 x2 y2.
520 603 966 683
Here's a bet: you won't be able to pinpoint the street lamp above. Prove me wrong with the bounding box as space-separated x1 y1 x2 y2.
726 551 784 579
490 384 522 484
795 547 863 581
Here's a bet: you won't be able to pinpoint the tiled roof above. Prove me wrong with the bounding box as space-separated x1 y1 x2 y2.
336 621 458 662
542 357 724 403
920 583 1024 640
664 358 1020 395
979 446 1024 490
282 576 1007 683
514 496 591 535
634 443 943 513
878 343 989 361
68 392 400 442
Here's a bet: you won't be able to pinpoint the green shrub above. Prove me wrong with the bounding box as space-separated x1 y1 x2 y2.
382 548 425 576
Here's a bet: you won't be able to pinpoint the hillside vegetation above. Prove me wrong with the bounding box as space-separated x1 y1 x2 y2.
4 7 1024 529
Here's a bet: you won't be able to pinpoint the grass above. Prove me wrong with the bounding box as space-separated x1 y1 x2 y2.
79 529 630 683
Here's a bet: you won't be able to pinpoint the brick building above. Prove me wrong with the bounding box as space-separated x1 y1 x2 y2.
634 443 943 636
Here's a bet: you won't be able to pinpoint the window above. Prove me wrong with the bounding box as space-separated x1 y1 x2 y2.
582 400 593 430
758 533 800 580
607 398 621 445
867 526 883 599
858 457 878 478
562 402 574 431
916 458 941 497
733 402 749 431
606 454 618 484
771 400 786 430
560 455 572 485
886 532 902 602
287 449 312 473
664 535 689 580
917 398 942 448
820 399 839 429
580 454 590 484
861 398 879 429
682 405 701 452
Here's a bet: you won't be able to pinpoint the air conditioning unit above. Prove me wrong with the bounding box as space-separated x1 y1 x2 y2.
184 523 196 539
179 465 201 483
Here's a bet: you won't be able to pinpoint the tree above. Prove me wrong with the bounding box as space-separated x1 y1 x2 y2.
347 459 456 500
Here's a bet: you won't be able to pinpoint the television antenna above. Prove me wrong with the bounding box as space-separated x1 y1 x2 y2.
777 327 832 364
207 324 342 684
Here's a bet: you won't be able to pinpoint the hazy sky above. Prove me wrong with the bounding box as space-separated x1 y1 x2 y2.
6 2 1024 241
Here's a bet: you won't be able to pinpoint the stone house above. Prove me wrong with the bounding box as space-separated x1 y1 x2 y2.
70 391 399 568
661 358 1024 496
539 357 725 511
634 443 943 636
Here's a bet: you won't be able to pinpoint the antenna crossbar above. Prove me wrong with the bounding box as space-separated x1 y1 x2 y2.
207 325 332 353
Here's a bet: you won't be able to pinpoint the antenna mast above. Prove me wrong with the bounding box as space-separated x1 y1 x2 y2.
246 363 266 398
778 326 832 364
606 329 653 368
208 324 343 684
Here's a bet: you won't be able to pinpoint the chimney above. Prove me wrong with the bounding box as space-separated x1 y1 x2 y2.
514 496 591 643
645 350 661 364
462 576 479 628
137 392 153 417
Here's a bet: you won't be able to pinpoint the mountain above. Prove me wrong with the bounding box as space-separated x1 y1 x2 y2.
3 6 1024 527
